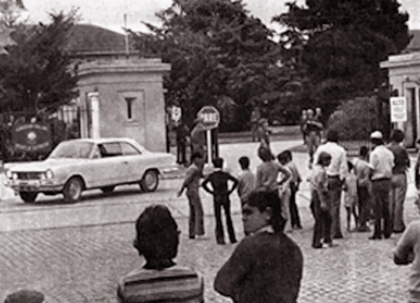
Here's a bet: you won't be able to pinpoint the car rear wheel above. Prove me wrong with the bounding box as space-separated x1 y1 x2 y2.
140 170 159 192
19 192 38 203
101 186 115 194
63 177 84 203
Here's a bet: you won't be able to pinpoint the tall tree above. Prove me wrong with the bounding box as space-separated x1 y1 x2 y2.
130 0 294 130
0 11 79 113
274 0 411 118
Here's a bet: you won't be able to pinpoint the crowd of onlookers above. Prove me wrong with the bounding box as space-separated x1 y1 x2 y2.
8 116 420 303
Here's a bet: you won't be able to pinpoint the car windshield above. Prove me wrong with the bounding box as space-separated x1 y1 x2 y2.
48 141 94 159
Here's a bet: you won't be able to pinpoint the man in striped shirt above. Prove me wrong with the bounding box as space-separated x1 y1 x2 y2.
117 205 203 303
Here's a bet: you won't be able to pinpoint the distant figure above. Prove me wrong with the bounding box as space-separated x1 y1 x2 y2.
117 205 204 303
313 130 347 239
202 157 238 245
353 146 371 232
214 190 303 303
300 110 307 145
250 107 261 142
387 129 410 233
4 290 44 303
190 117 206 156
303 109 323 167
343 161 358 232
176 122 189 165
369 131 394 240
256 118 270 149
177 152 205 239
309 151 334 249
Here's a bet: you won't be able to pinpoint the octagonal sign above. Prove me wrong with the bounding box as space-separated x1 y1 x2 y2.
197 106 220 130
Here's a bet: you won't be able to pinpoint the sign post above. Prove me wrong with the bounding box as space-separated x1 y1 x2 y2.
390 96 407 123
197 106 220 165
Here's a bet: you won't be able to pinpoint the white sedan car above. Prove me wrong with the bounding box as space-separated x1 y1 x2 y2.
4 138 178 203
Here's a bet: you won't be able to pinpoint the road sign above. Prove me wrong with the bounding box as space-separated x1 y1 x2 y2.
197 106 220 130
171 106 182 122
390 97 407 122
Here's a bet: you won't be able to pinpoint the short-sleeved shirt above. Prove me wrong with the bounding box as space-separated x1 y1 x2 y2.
237 170 255 202
369 145 394 180
309 164 330 207
313 142 347 180
387 142 410 175
117 265 203 303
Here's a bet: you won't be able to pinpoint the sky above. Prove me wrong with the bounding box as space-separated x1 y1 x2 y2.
21 0 420 34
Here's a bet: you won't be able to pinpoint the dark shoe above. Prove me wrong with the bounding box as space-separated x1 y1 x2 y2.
217 241 226 245
312 243 323 249
384 234 391 239
189 235 195 239
230 239 237 244
333 234 343 239
369 235 382 240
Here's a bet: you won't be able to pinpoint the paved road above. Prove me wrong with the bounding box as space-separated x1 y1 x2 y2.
0 140 418 302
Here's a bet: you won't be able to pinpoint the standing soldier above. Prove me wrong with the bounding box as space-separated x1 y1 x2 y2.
369 131 394 240
304 109 323 168
250 106 261 142
190 117 206 157
176 121 189 166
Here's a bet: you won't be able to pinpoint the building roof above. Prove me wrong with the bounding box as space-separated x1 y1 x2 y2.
406 30 420 52
67 24 135 57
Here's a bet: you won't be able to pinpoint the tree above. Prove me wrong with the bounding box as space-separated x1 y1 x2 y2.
130 0 295 131
274 0 411 119
0 11 79 113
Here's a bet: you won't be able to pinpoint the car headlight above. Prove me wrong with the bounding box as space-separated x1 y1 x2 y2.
12 173 18 180
45 169 54 179
5 169 12 179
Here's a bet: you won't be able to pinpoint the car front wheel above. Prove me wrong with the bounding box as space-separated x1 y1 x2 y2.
19 192 38 203
63 177 84 203
140 170 159 192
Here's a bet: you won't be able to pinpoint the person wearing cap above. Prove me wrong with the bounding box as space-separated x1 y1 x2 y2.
386 129 410 234
369 130 394 240
313 130 347 239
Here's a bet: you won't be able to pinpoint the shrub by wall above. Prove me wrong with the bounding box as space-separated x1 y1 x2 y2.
327 97 379 141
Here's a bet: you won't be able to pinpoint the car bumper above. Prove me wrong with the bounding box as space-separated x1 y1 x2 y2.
5 180 64 193
160 165 182 179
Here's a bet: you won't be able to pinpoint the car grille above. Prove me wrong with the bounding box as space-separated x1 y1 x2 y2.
17 172 43 180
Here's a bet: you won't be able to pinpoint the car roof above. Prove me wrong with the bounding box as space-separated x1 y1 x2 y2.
62 137 141 145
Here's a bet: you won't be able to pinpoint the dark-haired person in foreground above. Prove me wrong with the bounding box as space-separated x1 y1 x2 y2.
117 205 203 303
214 190 303 303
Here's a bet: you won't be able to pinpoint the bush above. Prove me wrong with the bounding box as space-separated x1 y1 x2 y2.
327 97 379 141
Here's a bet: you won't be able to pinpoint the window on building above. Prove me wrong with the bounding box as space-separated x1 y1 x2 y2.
125 97 136 120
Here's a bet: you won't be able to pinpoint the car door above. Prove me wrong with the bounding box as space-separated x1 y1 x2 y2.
96 142 128 186
120 141 144 182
